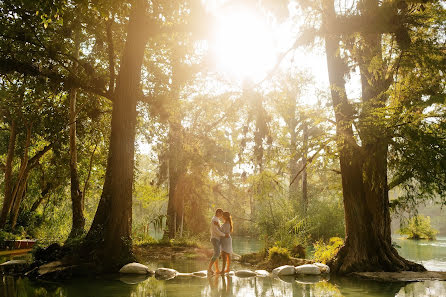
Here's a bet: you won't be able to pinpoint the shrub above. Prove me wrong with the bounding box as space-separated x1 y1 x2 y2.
399 215 438 240
268 246 291 263
313 237 344 264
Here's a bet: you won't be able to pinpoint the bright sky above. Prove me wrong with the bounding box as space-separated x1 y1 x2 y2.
139 1 361 155
207 1 334 104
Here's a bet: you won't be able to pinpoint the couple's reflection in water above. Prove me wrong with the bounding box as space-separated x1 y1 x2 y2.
207 274 233 297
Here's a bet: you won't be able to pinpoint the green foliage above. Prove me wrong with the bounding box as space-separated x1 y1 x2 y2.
313 237 344 264
268 246 291 263
306 197 345 241
0 230 21 241
399 215 438 240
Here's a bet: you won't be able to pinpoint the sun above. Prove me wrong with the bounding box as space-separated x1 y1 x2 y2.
211 8 277 83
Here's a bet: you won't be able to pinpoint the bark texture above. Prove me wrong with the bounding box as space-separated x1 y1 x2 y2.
84 0 149 271
324 0 425 274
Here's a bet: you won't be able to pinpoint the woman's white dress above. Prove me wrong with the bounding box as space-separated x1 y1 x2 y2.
220 222 232 254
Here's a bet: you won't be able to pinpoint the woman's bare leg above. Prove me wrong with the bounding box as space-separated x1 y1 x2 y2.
220 252 227 273
225 254 231 272
214 258 221 274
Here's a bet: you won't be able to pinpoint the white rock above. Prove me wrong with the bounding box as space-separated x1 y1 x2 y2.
255 270 269 277
295 264 321 275
192 270 208 277
235 270 257 277
272 265 296 276
313 262 330 274
119 262 151 275
155 268 178 279
176 272 194 279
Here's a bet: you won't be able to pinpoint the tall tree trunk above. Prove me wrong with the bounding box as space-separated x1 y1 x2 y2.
10 169 30 229
68 29 85 239
166 123 183 239
288 96 301 206
323 0 425 274
9 124 31 229
0 119 17 228
84 0 149 271
301 121 308 216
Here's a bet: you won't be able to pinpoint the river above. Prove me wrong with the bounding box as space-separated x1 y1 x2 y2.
1 236 445 297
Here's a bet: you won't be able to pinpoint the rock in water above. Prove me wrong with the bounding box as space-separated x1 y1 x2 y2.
235 270 257 277
192 270 208 277
313 262 330 274
155 268 178 280
272 265 296 276
255 270 269 277
119 263 152 275
295 264 321 275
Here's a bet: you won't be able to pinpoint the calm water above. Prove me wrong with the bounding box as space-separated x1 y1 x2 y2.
1 236 445 297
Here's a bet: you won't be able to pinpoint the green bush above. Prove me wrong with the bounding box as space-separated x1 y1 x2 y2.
399 215 438 240
268 246 291 263
313 237 344 264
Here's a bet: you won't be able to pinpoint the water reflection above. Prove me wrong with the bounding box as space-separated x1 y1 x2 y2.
2 274 446 297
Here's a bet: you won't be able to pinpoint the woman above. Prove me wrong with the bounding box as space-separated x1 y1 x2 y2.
220 211 233 273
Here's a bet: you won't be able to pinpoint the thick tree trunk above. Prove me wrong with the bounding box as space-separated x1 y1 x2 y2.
323 0 425 274
84 0 148 271
68 30 85 239
0 119 17 228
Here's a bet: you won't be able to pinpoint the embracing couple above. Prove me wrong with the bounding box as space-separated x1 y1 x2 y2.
207 208 233 275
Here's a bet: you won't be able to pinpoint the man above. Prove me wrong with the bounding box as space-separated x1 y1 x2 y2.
207 208 228 275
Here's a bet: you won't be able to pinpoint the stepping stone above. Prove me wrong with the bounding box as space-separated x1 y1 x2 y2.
295 264 321 275
155 268 178 280
255 270 269 277
272 265 296 276
192 270 208 277
313 262 330 274
119 262 152 275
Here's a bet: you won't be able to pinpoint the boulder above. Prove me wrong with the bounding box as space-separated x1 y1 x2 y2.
119 262 152 275
155 268 178 280
295 264 321 275
255 270 269 277
272 265 296 276
235 270 257 277
313 262 330 274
